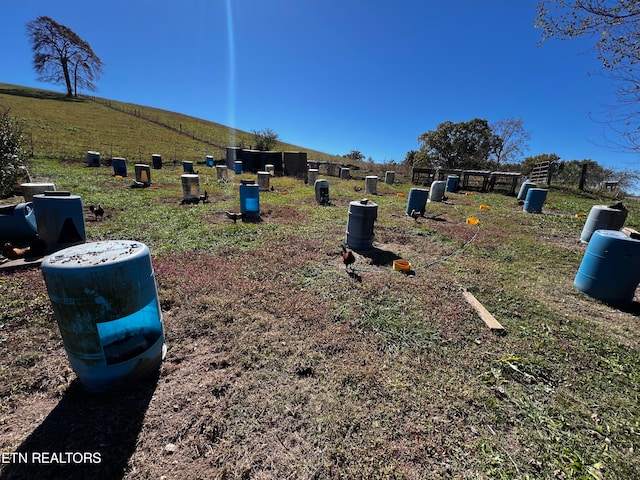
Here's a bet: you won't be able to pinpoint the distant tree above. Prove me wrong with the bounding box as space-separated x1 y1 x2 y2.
553 159 610 189
418 119 502 170
343 150 365 162
26 16 103 97
402 149 429 167
0 107 27 198
520 153 560 176
536 1 640 149
251 128 279 151
491 117 531 167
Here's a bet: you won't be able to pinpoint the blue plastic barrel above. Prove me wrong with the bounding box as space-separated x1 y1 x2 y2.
206 156 215 167
240 182 260 218
406 188 429 216
574 230 640 306
523 188 548 213
446 175 459 193
112 158 127 177
234 161 243 174
152 154 162 169
517 181 537 201
0 202 38 241
41 240 166 391
32 193 86 252
346 199 378 250
87 151 101 167
580 205 628 243
182 161 194 173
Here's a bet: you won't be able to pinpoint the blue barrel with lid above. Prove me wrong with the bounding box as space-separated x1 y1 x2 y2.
346 199 378 250
523 188 548 213
112 157 127 177
446 175 459 193
574 230 640 306
406 188 428 216
41 240 166 391
240 181 260 218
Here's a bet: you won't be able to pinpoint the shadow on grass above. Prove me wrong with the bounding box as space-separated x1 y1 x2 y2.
0 371 159 480
0 86 84 102
353 245 402 267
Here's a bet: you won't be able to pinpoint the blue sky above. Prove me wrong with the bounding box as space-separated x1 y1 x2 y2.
1 1 639 172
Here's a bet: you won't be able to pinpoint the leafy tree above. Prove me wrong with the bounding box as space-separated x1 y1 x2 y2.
26 16 103 97
418 118 502 170
403 149 429 167
251 128 279 151
0 108 27 198
343 150 365 162
491 117 531 167
553 159 610 189
536 1 640 148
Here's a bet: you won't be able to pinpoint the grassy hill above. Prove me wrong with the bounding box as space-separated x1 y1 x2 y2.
1 83 640 479
0 82 363 167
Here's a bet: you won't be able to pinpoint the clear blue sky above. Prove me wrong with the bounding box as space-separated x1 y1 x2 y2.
1 1 639 173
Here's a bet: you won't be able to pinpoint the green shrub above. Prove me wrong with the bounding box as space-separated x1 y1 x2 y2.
0 107 26 198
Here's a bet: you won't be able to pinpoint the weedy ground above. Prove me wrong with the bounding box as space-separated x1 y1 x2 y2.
1 160 639 479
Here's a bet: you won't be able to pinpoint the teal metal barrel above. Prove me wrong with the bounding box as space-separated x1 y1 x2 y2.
574 230 640 306
41 240 166 391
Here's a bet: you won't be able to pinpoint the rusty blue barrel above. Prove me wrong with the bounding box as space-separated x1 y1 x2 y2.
41 240 166 391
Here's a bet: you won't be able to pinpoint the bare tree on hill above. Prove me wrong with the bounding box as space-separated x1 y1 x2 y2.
26 16 103 97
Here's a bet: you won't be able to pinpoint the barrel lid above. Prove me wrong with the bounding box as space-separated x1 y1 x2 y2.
33 192 78 199
593 229 640 241
20 182 55 187
42 240 149 269
349 198 377 207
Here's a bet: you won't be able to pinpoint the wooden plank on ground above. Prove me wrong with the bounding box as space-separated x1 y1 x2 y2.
462 289 505 333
